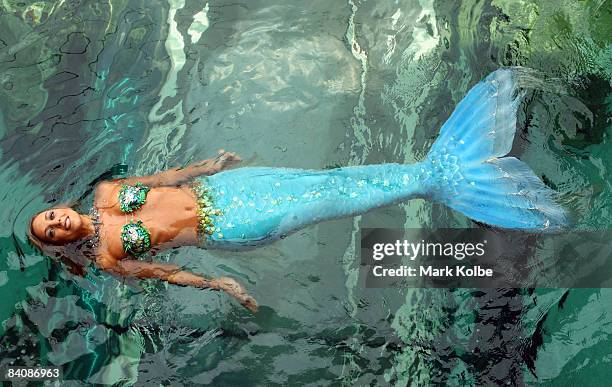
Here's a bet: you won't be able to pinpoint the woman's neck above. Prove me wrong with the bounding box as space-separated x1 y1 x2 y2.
80 211 97 240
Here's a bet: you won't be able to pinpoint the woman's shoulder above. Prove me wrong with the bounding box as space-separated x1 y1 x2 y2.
93 180 121 207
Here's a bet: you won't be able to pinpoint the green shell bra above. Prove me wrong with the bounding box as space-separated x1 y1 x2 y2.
117 182 152 256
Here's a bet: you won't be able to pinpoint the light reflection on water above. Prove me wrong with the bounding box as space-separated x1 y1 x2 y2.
0 0 610 385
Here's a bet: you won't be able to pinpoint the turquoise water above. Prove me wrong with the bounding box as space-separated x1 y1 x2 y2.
0 0 611 385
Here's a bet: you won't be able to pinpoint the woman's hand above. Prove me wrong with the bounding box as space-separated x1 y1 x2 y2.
194 149 242 174
216 149 242 167
215 276 259 313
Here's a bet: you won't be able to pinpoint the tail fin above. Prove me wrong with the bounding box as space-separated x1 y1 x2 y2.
427 68 568 231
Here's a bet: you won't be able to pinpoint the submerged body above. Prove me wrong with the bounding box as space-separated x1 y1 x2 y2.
29 68 568 312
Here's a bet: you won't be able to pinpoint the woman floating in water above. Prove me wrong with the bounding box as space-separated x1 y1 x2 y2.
28 68 567 312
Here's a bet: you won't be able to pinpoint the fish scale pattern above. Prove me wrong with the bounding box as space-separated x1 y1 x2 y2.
196 164 426 249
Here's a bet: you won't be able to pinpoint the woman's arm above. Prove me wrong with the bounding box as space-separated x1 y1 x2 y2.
117 150 241 187
96 254 258 312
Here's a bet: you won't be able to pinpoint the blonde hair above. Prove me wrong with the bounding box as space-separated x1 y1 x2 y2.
27 214 47 252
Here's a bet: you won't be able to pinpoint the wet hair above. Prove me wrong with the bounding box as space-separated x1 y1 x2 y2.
27 215 46 251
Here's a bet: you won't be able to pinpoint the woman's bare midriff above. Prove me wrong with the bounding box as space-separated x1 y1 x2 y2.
94 182 201 260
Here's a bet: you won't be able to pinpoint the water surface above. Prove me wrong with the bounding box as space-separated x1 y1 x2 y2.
0 0 610 385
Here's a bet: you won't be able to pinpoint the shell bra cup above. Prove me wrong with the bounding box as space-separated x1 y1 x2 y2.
118 182 152 256
118 182 150 212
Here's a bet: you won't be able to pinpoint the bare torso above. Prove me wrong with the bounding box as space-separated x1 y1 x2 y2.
93 181 200 261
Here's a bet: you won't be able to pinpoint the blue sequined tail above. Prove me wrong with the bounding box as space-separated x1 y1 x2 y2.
200 163 427 249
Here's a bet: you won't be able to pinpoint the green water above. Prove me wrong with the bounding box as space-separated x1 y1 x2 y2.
0 0 610 385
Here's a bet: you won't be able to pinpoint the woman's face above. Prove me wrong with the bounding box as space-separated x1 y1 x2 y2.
31 207 83 245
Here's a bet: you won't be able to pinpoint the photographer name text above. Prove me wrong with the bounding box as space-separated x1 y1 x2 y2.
372 265 493 277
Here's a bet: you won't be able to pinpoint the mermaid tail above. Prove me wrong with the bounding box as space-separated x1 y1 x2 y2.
195 68 567 249
426 68 567 230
